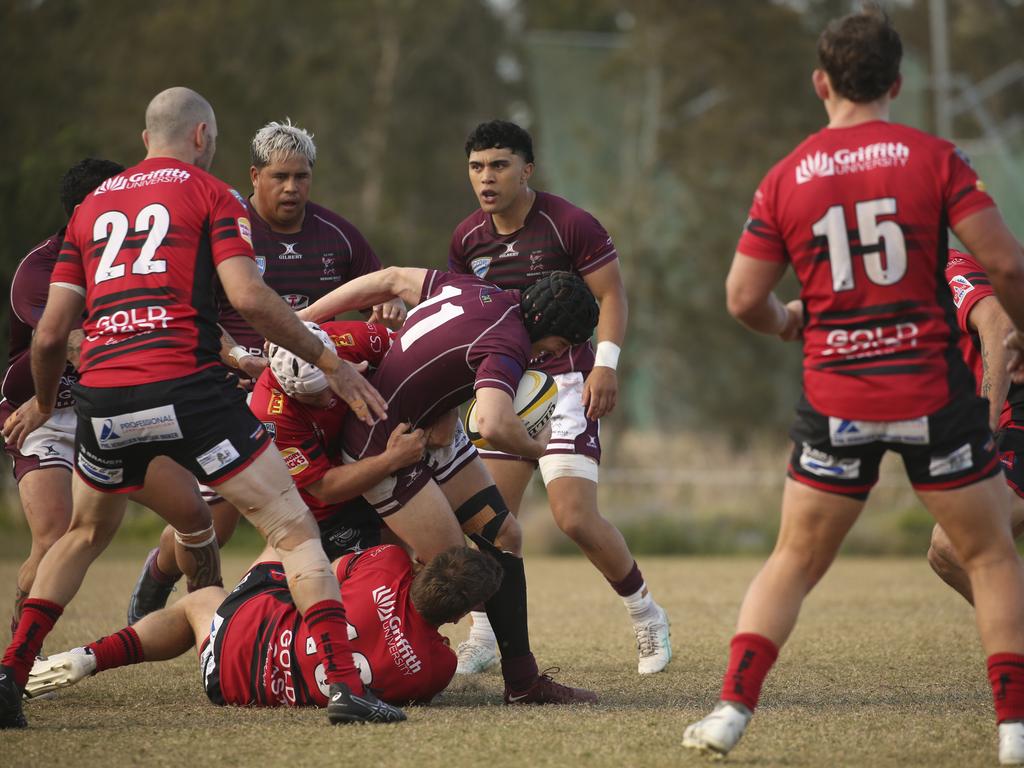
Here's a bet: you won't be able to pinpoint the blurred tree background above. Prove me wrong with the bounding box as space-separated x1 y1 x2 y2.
2 0 1023 551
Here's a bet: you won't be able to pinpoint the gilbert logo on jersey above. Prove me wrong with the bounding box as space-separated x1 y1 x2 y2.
279 242 302 260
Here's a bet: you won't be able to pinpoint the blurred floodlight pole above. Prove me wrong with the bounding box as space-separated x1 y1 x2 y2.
929 0 953 138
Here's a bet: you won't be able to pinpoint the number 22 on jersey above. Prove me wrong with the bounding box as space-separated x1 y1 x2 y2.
92 204 171 283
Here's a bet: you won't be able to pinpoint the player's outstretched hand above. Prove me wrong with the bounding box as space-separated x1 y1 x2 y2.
384 422 427 471
2 399 51 450
1007 329 1024 383
237 354 269 381
324 359 388 425
778 299 805 342
369 297 407 331
583 366 618 421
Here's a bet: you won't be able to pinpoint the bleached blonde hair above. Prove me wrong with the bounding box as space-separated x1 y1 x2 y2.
250 118 317 168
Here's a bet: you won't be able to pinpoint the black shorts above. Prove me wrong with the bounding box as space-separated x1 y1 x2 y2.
998 427 1024 500
787 393 1000 500
73 367 271 493
318 498 382 560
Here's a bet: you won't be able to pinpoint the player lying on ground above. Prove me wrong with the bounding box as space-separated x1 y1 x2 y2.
927 249 1024 603
127 319 426 624
28 545 502 708
300 266 601 704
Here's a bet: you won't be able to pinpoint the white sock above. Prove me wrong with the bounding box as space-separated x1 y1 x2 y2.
623 584 659 623
468 611 496 644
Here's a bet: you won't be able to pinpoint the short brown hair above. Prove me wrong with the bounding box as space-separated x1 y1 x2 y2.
817 5 902 103
410 546 503 627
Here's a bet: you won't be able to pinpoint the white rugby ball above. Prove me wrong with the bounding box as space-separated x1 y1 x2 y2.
465 370 557 450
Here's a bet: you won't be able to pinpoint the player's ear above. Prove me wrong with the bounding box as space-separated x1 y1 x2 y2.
250 165 260 187
888 74 903 100
812 68 830 101
194 122 207 149
142 129 150 150
521 162 534 185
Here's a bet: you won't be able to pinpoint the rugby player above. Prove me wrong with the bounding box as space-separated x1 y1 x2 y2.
0 87 403 729
448 121 670 676
926 250 1024 602
680 10 1024 765
301 266 600 704
128 119 405 624
27 544 503 708
1 159 224 634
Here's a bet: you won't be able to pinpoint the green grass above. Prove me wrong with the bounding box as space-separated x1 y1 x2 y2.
0 551 1001 768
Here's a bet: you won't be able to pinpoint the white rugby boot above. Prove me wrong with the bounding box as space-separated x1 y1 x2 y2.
24 648 96 699
455 637 498 674
682 701 753 757
1000 721 1024 765
634 604 671 675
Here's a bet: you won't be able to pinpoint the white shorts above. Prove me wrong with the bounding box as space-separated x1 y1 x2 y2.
20 408 77 475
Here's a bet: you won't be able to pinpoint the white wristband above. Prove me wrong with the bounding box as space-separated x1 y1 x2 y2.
594 341 621 370
228 345 251 367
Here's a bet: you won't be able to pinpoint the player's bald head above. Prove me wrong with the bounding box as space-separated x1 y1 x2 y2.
144 87 216 144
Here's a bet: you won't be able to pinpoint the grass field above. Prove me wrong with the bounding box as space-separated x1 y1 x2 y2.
0 548 1004 768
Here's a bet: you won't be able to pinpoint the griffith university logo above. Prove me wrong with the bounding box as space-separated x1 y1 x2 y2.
796 143 911 185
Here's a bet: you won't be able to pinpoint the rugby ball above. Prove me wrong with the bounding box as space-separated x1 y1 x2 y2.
465 370 557 450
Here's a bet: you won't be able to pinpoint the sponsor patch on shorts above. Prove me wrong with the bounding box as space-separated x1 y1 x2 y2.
196 439 240 476
799 443 861 479
929 442 973 477
828 416 929 446
280 446 309 475
91 405 182 450
76 453 124 485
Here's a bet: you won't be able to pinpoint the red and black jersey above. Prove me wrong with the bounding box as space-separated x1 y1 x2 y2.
737 120 994 420
217 200 381 353
3 232 79 408
449 191 615 375
946 249 1024 430
248 320 392 521
214 546 455 707
51 157 254 388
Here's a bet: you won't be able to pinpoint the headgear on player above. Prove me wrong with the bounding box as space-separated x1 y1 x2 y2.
268 322 332 396
520 271 599 345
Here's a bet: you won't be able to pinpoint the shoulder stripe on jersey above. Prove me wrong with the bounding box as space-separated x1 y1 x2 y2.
816 300 923 321
312 214 353 253
213 218 236 229
745 219 782 242
91 286 173 310
538 211 567 252
949 185 978 208
460 221 486 247
212 230 240 243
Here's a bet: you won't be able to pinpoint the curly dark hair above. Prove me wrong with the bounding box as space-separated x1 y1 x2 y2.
410 546 503 627
464 120 534 163
520 271 599 345
59 158 125 216
817 5 902 104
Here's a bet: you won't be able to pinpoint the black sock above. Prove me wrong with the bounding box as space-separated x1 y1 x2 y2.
473 538 531 660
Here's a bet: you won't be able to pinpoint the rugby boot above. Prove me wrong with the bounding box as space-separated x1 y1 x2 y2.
503 668 599 705
634 604 671 675
682 701 752 757
327 682 406 724
455 637 498 674
0 665 27 728
24 648 96 699
127 548 177 625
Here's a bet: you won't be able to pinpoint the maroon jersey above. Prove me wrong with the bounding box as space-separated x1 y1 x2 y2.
947 249 1024 431
216 547 454 707
343 270 531 460
248 320 392 521
737 121 994 420
216 200 381 352
448 191 615 375
51 158 254 387
2 233 79 408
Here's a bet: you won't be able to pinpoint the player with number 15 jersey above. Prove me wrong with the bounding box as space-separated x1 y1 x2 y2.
739 122 993 422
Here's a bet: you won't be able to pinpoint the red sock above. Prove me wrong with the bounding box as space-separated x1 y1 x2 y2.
2 598 63 688
87 627 144 672
303 600 362 692
720 632 779 712
988 653 1024 723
